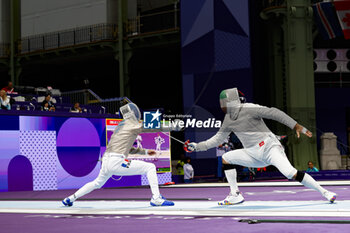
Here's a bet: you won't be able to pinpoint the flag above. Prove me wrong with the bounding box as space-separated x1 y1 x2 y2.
334 0 350 39
313 2 343 40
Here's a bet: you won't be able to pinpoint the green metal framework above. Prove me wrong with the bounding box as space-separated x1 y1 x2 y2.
261 0 318 170
2 0 180 97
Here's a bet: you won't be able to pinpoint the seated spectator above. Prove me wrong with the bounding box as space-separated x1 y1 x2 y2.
42 102 50 111
0 90 11 110
1 81 16 94
41 94 55 112
70 102 82 113
306 161 319 172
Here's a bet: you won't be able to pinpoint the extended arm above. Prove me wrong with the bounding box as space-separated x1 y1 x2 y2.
196 130 230 151
190 116 231 151
254 105 297 129
254 105 312 138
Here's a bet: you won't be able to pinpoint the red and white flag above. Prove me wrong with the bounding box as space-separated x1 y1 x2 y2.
334 0 350 39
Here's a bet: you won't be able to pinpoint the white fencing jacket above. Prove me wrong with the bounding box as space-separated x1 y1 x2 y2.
196 103 297 151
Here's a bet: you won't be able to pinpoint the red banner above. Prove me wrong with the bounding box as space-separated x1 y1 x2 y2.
334 0 350 39
106 119 121 126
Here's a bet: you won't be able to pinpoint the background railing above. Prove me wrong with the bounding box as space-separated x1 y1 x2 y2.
127 9 179 36
61 89 102 106
262 0 324 9
61 89 130 114
89 98 126 115
18 9 180 54
262 0 286 9
20 23 117 54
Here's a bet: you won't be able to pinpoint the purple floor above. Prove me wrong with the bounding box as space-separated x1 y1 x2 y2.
1 214 350 233
0 185 348 201
0 185 349 233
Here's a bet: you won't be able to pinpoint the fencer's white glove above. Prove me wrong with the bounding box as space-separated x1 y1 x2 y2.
187 142 207 152
187 142 197 152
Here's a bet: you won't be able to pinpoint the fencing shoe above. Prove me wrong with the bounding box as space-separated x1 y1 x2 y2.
218 191 244 205
323 191 337 203
62 197 73 207
150 195 174 206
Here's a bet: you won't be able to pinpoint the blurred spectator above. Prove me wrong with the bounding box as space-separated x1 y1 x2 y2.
306 161 319 172
176 157 185 176
217 136 233 152
241 167 256 181
183 157 194 183
70 102 82 113
41 94 55 112
42 102 50 111
1 81 16 94
0 90 11 110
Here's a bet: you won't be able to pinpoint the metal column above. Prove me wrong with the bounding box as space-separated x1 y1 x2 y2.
261 0 318 170
117 0 131 97
9 0 21 85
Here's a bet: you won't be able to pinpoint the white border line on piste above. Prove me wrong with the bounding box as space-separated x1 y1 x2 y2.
162 180 350 188
1 200 350 217
0 208 350 217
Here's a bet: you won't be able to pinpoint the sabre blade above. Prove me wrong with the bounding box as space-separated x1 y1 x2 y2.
160 132 185 145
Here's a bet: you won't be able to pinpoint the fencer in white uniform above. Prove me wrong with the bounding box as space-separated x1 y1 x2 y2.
188 88 337 205
62 102 176 207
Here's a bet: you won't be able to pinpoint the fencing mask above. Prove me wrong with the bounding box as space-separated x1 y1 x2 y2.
120 103 141 121
219 88 244 120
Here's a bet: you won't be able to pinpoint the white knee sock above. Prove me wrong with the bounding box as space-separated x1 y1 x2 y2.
146 166 160 198
68 193 77 202
301 173 327 194
69 181 98 201
225 169 239 194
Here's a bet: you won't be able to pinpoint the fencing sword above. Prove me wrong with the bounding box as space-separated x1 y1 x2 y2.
160 132 193 152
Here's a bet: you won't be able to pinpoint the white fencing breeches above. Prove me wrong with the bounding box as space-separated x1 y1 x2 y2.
222 137 328 196
222 137 297 179
73 156 160 200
